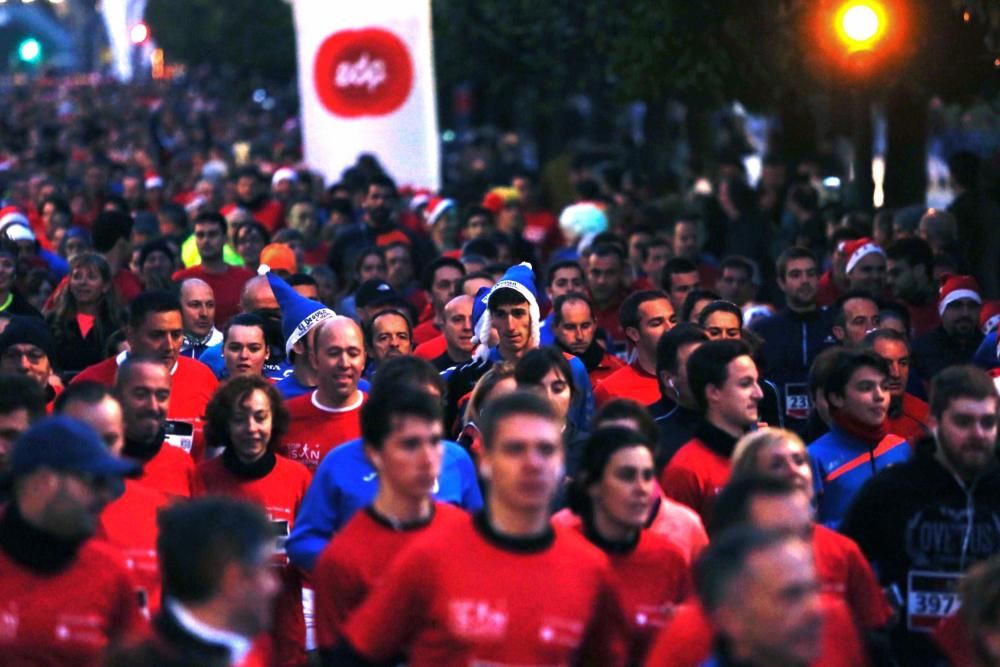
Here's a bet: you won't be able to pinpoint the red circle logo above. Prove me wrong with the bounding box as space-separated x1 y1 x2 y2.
313 28 414 118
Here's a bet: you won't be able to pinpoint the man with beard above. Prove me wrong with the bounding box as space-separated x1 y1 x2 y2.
230 165 284 233
864 328 930 442
886 237 940 337
552 292 624 385
842 365 1000 667
0 417 142 664
172 212 255 327
842 237 888 298
366 309 413 374
912 275 984 384
327 175 436 285
751 247 835 437
115 356 197 498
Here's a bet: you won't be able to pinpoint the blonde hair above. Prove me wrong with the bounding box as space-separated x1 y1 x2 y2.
731 428 806 481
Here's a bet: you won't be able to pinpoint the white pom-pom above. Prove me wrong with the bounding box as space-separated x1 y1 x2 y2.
257 264 271 276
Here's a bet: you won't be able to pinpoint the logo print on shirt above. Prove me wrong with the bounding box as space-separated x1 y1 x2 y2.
448 600 508 639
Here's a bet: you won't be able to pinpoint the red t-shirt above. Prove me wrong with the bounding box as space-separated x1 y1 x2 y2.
194 453 312 667
644 596 869 667
71 355 219 423
171 265 256 327
888 393 930 444
0 536 144 666
342 514 629 666
907 299 941 338
563 523 691 663
412 318 441 346
113 268 143 304
98 479 171 618
313 502 467 648
136 441 197 499
589 351 627 386
594 362 660 409
593 299 626 347
812 524 892 629
414 334 447 361
659 437 731 525
279 390 365 471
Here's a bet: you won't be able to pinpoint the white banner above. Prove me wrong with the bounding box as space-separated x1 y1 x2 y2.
292 0 440 190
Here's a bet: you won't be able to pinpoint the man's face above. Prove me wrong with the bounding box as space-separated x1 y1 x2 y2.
548 266 585 300
718 267 753 306
483 413 564 514
236 175 258 202
933 397 999 480
288 202 317 237
180 284 216 338
779 258 818 308
717 539 822 667
442 297 474 356
887 258 920 301
431 266 464 314
224 325 269 377
193 221 225 262
128 311 184 369
872 337 910 402
835 298 879 346
830 366 888 428
0 344 51 388
555 299 596 356
628 298 676 358
628 233 651 268
846 253 887 295
586 254 624 304
942 299 982 339
0 407 30 473
642 244 670 285
369 415 444 501
119 362 171 443
228 544 281 637
363 184 395 227
61 396 124 457
311 320 366 403
672 221 699 260
371 313 412 363
385 245 413 289
465 213 493 240
492 300 532 357
709 355 763 430
42 469 115 540
668 271 700 312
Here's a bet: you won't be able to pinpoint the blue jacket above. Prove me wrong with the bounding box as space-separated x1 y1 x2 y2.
286 438 483 572
750 307 835 435
809 425 910 530
974 330 999 369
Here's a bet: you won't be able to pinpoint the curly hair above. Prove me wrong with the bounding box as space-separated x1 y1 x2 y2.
204 375 289 451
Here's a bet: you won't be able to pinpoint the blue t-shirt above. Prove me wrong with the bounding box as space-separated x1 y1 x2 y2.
286 437 483 572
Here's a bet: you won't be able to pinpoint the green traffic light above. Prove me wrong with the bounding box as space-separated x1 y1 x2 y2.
18 38 42 64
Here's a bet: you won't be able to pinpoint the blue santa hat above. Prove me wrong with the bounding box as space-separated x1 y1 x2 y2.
473 262 540 361
258 264 336 355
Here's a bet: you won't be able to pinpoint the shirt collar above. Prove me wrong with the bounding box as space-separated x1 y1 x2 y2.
166 598 252 665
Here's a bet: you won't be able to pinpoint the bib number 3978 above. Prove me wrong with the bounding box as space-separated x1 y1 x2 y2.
907 571 962 632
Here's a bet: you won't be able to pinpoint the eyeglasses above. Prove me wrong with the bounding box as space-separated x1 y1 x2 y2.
2 348 46 363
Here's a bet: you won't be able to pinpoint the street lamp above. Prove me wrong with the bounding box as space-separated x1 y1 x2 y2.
835 1 888 53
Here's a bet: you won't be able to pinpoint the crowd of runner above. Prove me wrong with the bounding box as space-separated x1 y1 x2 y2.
1 74 1000 666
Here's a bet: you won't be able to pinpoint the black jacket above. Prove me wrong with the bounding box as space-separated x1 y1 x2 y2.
107 605 235 667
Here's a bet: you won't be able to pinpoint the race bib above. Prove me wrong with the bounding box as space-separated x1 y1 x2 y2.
785 383 811 420
907 570 963 632
163 419 194 453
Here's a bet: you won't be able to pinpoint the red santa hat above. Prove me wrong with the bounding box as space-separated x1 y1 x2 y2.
843 237 885 274
424 196 454 227
938 274 981 316
980 300 1000 335
144 171 163 190
0 206 29 229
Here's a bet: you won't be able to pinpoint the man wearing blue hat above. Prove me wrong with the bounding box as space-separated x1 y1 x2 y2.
443 263 594 435
0 416 143 663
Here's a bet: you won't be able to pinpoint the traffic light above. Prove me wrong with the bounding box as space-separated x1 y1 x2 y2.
17 38 42 65
834 1 888 53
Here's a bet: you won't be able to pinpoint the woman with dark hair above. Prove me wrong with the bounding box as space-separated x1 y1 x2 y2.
194 374 311 667
697 300 743 340
514 347 576 426
565 426 691 663
681 288 720 323
44 252 124 377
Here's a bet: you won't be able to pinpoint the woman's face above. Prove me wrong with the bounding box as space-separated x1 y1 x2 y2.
0 255 15 293
69 264 107 306
755 439 813 498
228 389 273 464
703 310 742 340
532 367 572 422
358 254 386 283
590 445 656 532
